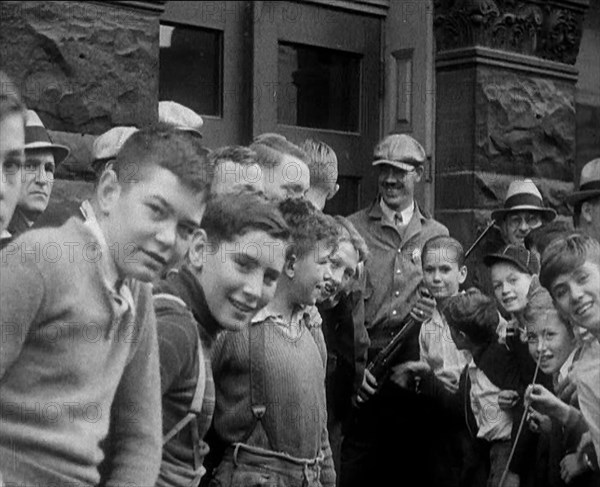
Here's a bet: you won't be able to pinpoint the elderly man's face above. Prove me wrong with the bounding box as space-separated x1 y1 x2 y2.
261 154 310 200
19 148 55 220
377 164 422 212
501 211 542 246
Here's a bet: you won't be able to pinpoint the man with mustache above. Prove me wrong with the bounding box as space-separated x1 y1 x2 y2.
341 134 448 487
7 110 70 239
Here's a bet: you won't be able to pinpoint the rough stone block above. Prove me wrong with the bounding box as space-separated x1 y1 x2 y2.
0 1 159 134
475 67 576 180
48 130 96 181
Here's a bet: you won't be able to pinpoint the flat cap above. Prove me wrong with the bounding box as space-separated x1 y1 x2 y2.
159 101 203 137
372 134 426 172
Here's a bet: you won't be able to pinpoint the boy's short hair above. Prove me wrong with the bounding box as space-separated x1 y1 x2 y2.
422 235 465 267
277 198 339 259
201 190 290 245
540 233 600 291
301 139 338 194
443 288 499 345
208 145 257 170
524 220 573 255
113 123 212 194
0 70 26 122
250 133 309 168
522 285 574 337
333 215 369 263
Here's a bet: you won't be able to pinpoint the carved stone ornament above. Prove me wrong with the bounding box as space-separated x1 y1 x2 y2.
434 0 589 65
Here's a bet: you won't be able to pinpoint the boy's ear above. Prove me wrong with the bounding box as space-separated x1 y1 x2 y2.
284 254 297 279
96 168 121 216
188 229 209 269
327 184 340 201
458 265 468 285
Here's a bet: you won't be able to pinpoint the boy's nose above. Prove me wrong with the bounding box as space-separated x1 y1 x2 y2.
155 221 177 248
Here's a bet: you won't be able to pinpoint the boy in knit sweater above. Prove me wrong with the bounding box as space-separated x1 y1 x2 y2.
154 191 290 487
208 198 339 487
0 125 211 486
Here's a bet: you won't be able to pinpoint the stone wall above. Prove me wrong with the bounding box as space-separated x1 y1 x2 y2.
0 1 163 225
434 0 589 246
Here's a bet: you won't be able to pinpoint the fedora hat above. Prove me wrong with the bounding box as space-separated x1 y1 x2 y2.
566 158 600 206
491 179 556 222
159 101 203 138
25 110 70 165
372 134 426 172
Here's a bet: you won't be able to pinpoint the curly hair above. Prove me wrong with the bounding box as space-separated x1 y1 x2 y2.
277 198 339 259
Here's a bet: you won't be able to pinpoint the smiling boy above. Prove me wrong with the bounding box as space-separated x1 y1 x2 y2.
153 191 290 487
539 234 600 461
208 198 339 487
0 124 211 486
0 70 25 241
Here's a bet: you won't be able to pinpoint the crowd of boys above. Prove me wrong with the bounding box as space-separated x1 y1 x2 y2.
1 69 600 487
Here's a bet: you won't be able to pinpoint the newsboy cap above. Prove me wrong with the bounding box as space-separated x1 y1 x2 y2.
372 134 426 172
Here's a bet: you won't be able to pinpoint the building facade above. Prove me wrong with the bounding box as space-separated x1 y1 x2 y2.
1 0 598 246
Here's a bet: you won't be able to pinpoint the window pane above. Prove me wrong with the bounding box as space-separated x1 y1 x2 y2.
278 42 361 132
159 23 221 117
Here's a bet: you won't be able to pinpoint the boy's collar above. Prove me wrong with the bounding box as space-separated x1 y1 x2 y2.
80 200 120 291
251 303 310 326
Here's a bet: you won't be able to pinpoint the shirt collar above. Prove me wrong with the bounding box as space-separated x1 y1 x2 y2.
379 198 415 225
251 303 311 327
0 229 11 240
557 348 578 385
80 200 120 291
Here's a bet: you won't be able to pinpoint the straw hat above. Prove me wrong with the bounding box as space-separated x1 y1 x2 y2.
566 158 600 205
491 179 556 222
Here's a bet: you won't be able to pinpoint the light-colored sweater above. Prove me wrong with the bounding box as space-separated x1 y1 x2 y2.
211 305 336 486
0 217 162 486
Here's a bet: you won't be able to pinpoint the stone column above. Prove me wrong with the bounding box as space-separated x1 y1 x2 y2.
0 1 165 224
433 0 589 260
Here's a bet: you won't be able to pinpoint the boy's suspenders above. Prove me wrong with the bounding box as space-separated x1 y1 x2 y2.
243 316 323 458
243 322 268 443
154 293 207 485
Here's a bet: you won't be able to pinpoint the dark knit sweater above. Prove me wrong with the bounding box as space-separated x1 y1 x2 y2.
0 217 162 486
153 265 221 482
211 307 336 486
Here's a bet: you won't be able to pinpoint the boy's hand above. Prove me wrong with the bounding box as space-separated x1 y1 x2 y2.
355 369 378 405
390 361 430 389
409 289 436 323
526 408 552 434
498 390 520 410
556 376 578 406
560 453 588 484
526 384 569 423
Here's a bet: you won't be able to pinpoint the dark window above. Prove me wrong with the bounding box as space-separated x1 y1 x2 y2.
325 175 361 216
278 42 361 132
159 23 222 117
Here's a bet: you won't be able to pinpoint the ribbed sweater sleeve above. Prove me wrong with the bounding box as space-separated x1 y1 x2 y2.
102 289 162 487
0 246 45 380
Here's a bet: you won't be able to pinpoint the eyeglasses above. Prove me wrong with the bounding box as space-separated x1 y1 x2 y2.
505 214 542 228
